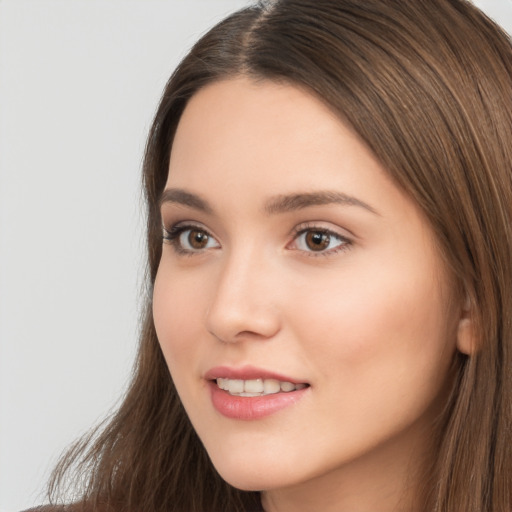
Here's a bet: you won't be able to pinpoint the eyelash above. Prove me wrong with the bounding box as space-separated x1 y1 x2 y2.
162 222 352 257
289 223 352 257
163 224 218 256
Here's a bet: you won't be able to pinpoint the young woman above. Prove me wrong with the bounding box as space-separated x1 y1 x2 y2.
43 0 512 510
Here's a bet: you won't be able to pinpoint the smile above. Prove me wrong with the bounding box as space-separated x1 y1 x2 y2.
216 378 308 397
205 367 311 420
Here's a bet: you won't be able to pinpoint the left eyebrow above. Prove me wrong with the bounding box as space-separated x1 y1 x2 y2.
264 191 380 216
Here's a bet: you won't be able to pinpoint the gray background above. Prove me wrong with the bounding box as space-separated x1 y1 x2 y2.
0 1 510 510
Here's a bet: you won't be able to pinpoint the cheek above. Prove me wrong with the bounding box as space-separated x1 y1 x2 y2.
152 262 207 367
289 256 457 393
152 262 216 428
279 259 458 466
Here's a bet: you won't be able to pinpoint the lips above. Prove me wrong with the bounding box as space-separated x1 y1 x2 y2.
216 377 308 397
204 365 308 383
204 365 310 420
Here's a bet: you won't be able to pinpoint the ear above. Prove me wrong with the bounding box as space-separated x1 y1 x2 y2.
456 295 476 356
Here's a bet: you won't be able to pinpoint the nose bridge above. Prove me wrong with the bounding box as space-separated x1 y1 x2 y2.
205 240 280 342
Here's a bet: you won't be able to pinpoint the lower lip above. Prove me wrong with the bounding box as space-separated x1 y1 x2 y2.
208 381 309 420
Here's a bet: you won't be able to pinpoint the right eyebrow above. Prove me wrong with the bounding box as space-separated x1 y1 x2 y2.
159 188 213 214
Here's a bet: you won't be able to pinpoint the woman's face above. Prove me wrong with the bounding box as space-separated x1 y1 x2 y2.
153 78 463 504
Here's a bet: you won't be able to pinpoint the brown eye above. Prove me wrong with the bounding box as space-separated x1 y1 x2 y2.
188 229 210 249
290 227 350 255
173 226 220 252
305 231 330 251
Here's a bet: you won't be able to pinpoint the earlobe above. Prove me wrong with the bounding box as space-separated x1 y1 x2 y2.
456 296 476 355
457 318 475 355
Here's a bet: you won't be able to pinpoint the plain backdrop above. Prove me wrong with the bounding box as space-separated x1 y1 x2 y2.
0 1 510 511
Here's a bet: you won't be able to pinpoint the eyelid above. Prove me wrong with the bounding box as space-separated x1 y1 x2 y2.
290 221 353 238
287 222 353 256
162 221 220 254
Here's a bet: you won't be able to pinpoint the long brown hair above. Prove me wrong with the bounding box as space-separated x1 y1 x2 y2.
49 1 512 510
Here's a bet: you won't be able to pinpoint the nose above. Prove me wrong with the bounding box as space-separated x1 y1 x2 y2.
205 247 281 344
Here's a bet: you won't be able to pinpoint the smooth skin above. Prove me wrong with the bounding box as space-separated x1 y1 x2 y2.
153 78 471 512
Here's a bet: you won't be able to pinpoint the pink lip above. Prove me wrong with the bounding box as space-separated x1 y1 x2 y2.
204 365 306 384
204 365 310 421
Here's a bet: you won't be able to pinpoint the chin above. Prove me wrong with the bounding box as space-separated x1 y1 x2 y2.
214 465 288 492
206 443 311 492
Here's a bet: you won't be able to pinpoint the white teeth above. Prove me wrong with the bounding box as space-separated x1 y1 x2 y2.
217 378 228 390
263 379 280 394
230 379 244 394
244 379 263 393
280 381 295 392
216 378 307 396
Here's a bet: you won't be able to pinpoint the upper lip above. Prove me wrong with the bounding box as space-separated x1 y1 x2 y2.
204 365 308 384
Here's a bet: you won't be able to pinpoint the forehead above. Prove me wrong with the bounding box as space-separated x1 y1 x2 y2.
167 77 389 193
